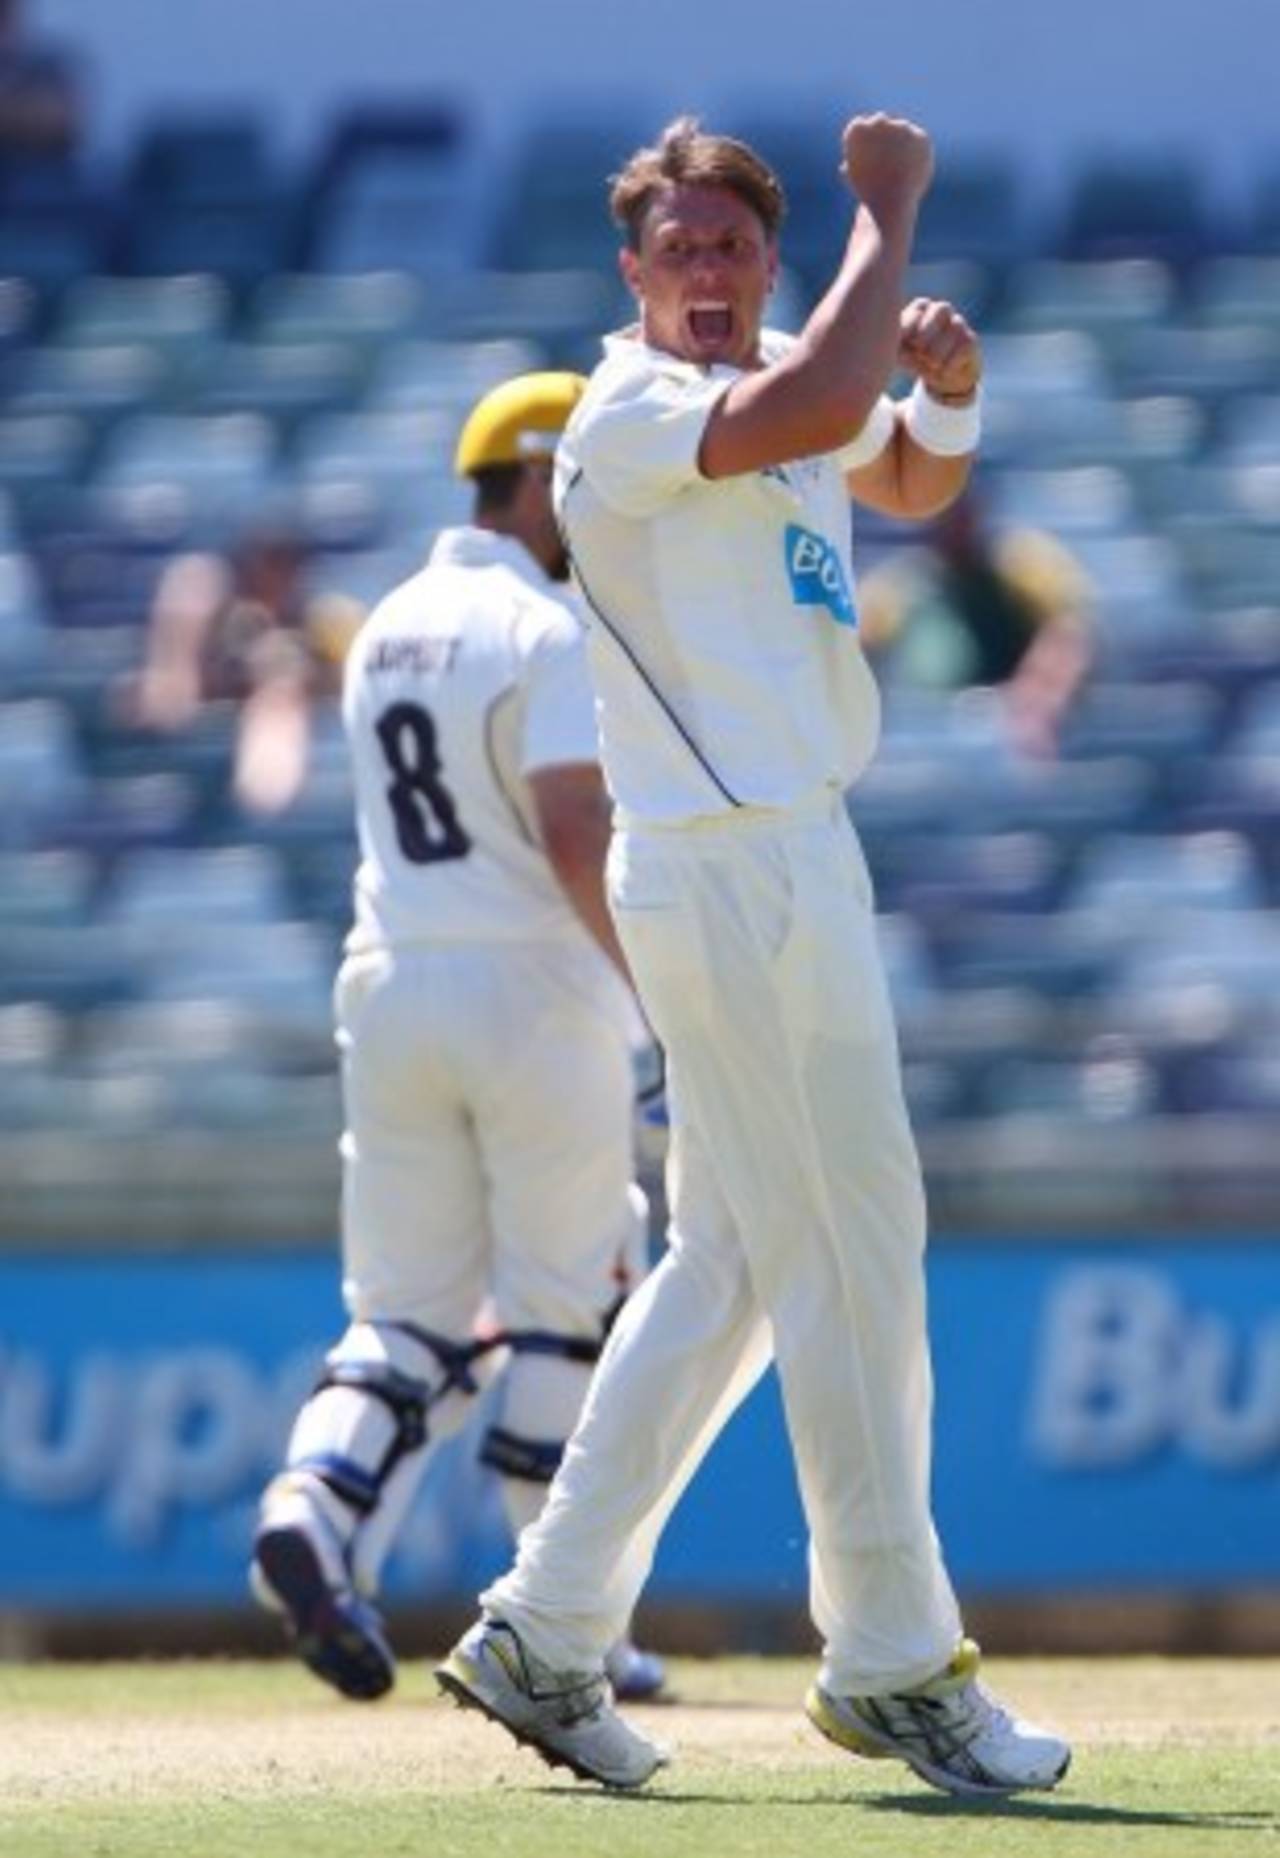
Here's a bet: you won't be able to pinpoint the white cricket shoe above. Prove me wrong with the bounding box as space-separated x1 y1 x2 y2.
436 1616 669 1789
805 1638 1071 1798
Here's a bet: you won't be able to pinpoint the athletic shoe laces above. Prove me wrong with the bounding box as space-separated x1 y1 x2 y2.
930 1679 1014 1749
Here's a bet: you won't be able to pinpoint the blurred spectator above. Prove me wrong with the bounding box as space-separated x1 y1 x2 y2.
860 484 1095 756
0 0 84 162
122 524 364 814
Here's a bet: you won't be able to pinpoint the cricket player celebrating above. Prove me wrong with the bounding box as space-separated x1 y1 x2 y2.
437 115 1072 1796
252 373 663 1705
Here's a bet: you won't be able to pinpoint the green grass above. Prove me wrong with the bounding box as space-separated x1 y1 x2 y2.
1 1656 1277 1858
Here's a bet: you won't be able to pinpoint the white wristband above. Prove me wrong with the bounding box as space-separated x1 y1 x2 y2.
843 393 897 467
902 382 982 457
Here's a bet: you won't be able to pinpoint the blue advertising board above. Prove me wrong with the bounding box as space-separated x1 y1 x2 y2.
1 1240 1278 1608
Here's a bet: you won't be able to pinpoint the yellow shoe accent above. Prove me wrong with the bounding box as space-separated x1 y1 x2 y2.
804 1683 891 1759
930 1637 982 1692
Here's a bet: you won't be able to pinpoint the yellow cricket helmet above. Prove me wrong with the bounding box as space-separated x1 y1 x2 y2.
454 370 588 477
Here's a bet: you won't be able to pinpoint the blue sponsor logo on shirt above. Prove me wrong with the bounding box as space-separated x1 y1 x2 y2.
784 523 856 627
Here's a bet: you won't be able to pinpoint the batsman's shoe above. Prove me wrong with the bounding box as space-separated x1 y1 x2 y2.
252 1513 395 1703
436 1616 668 1789
805 1638 1071 1798
605 1638 669 1702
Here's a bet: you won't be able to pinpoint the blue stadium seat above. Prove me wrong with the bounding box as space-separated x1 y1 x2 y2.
184 340 367 426
1101 909 1280 1043
1058 680 1222 766
0 193 105 292
991 464 1136 535
911 154 1024 268
0 276 38 352
976 1043 1163 1123
1193 256 1280 329
1002 257 1176 339
304 102 488 277
489 105 655 273
875 911 939 1013
0 696 86 847
1219 396 1280 464
126 114 276 205
98 843 291 928
0 998 65 1067
0 548 48 668
1060 155 1210 265
426 269 625 352
364 336 545 413
1165 519 1280 610
871 828 1063 921
1107 323 1280 404
1178 1040 1280 1115
48 770 199 858
0 848 93 927
930 909 1134 1001
295 409 467 546
984 755 1159 839
53 274 232 355
0 921 140 1012
0 343 174 468
122 200 296 290
1066 531 1197 648
138 917 336 1042
981 387 1126 470
904 259 995 326
0 411 91 505
92 411 284 540
250 271 428 347
302 549 424 614
901 1055 974 1126
1250 163 1280 254
980 329 1109 400
1067 830 1265 917
80 993 334 1082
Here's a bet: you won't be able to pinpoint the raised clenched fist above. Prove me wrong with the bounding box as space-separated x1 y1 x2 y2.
841 114 934 216
899 297 983 402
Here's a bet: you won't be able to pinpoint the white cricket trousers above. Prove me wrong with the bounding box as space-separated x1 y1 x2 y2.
483 789 963 1696
336 936 641 1336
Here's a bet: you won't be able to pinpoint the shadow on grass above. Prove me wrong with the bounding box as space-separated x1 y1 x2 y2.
861 1789 1278 1833
564 1786 1277 1833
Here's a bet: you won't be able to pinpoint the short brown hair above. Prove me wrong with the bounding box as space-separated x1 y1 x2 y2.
609 115 786 249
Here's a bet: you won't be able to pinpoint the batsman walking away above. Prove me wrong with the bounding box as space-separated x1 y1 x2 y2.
437 110 1073 1797
251 370 665 1705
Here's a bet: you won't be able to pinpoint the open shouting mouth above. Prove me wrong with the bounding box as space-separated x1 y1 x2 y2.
685 301 735 354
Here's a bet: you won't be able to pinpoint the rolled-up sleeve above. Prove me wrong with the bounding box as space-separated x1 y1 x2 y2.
577 361 728 518
522 616 600 774
836 394 897 472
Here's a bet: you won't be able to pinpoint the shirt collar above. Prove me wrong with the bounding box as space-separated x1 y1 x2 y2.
428 525 552 588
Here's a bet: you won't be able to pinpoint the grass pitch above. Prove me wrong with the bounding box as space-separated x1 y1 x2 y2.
1 1655 1277 1857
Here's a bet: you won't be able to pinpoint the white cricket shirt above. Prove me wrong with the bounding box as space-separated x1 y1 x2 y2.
555 329 893 824
343 527 602 953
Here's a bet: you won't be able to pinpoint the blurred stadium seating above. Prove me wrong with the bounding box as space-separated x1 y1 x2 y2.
2 107 1280 1238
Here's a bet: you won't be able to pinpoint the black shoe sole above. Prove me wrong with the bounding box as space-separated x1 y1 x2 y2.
255 1527 395 1702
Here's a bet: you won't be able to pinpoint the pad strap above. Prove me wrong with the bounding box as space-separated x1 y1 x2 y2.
479 1426 566 1484
300 1324 483 1514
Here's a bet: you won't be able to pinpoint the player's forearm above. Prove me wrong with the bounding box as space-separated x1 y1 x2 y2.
546 840 634 985
788 204 920 439
888 424 976 517
714 204 918 469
